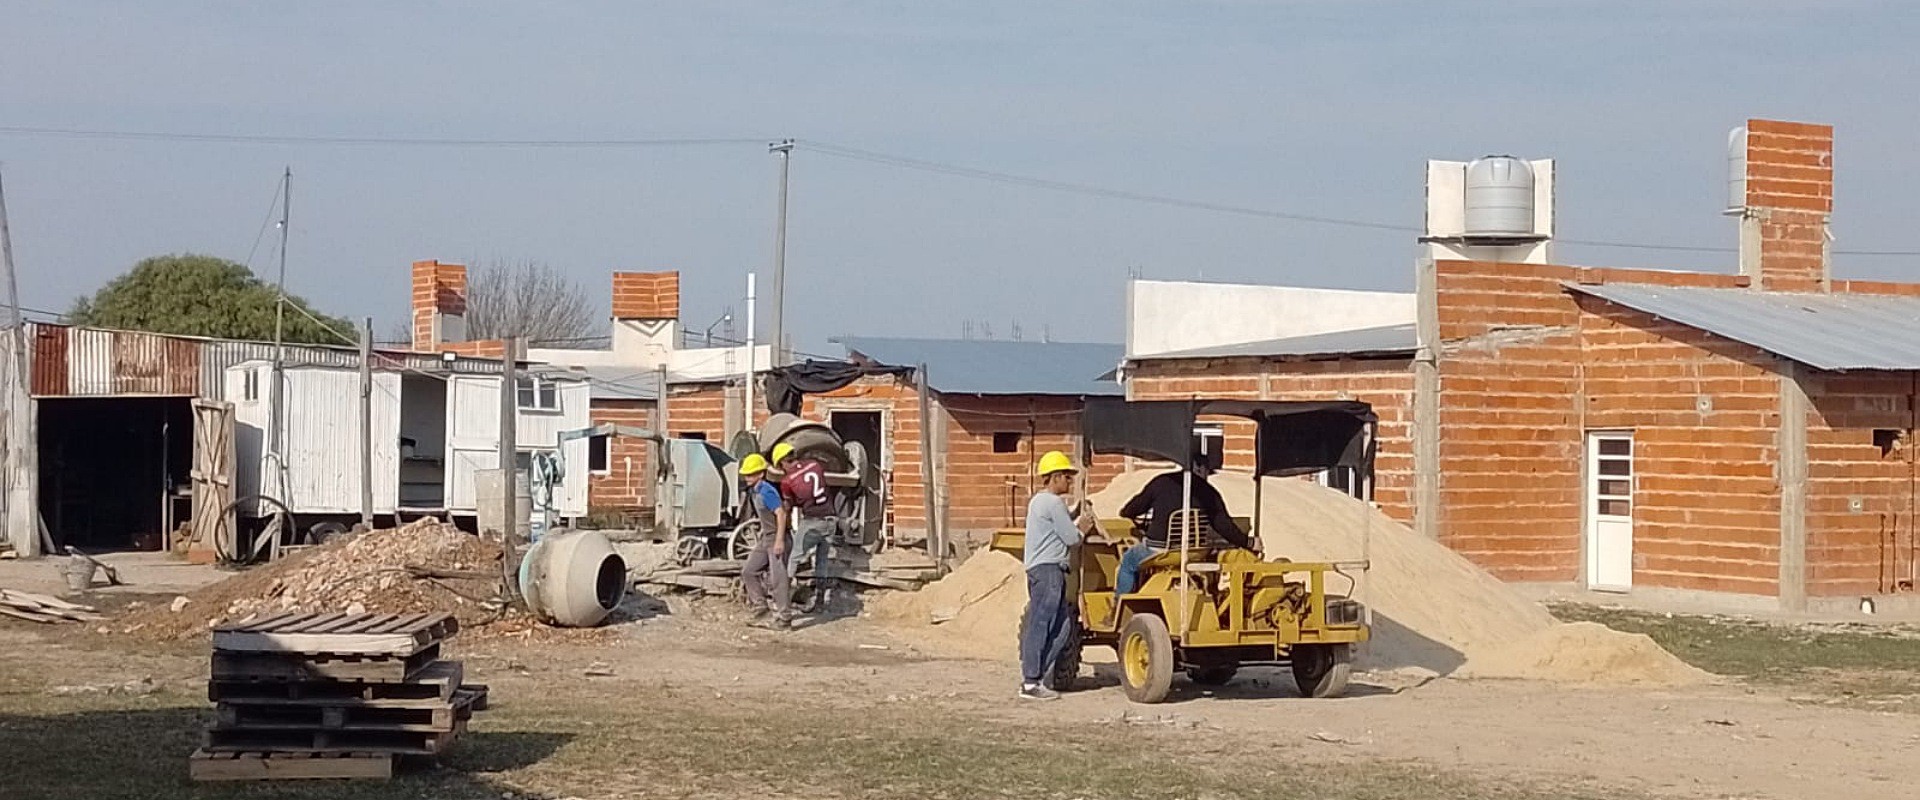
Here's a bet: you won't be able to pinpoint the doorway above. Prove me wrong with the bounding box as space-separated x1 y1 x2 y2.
37 396 195 551
828 410 884 469
1585 431 1635 592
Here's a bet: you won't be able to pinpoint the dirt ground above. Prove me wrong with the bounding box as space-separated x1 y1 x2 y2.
2 592 1918 800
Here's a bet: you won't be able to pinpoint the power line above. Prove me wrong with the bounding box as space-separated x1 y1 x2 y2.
0 125 767 149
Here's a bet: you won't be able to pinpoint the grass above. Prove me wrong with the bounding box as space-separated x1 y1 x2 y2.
0 672 1647 800
1551 603 1920 710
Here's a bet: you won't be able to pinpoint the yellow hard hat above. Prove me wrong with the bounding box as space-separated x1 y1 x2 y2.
771 442 795 465
740 453 769 476
1037 450 1077 476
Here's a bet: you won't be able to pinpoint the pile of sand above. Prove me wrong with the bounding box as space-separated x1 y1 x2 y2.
121 519 508 641
879 470 1706 685
1457 622 1714 686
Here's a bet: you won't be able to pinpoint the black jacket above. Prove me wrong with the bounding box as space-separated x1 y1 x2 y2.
1117 471 1251 549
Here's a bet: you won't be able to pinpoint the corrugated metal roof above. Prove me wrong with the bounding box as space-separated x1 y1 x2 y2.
1566 283 1920 371
1136 323 1418 362
837 336 1123 396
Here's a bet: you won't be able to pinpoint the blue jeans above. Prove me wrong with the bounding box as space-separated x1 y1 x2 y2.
786 516 836 579
1019 565 1072 684
1113 540 1160 598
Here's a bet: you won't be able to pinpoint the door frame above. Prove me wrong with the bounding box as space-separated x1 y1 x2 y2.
1583 430 1635 592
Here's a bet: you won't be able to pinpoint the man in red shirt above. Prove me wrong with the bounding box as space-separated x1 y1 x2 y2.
773 442 837 620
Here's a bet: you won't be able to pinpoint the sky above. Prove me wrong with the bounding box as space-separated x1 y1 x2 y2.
3 1 1916 352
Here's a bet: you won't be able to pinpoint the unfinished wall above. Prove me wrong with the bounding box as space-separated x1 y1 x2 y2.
1740 119 1834 292
587 400 654 516
940 394 1123 537
1578 299 1785 595
1802 372 1919 597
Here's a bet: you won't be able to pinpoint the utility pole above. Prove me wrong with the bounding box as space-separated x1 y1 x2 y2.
266 168 291 560
768 140 793 367
743 272 757 436
497 337 520 600
358 317 374 529
0 166 37 557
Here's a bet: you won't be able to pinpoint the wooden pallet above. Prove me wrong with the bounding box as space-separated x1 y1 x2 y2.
204 719 465 755
210 660 463 703
215 687 482 733
213 612 458 657
189 749 394 782
211 642 443 683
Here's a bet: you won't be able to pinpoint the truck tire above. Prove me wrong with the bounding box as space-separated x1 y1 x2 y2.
1120 614 1175 704
1291 643 1353 699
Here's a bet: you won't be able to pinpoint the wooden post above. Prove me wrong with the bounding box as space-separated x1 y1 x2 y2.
916 364 941 570
652 364 669 534
498 337 519 600
358 318 374 529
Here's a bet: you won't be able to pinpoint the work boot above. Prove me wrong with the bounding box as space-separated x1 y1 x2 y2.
745 605 769 622
1018 683 1060 701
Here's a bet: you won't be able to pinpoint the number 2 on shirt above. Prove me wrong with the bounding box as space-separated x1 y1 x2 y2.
803 471 826 503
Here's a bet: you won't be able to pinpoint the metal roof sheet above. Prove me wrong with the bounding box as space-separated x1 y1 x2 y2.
577 367 664 400
1136 324 1418 362
836 336 1123 396
1566 283 1920 371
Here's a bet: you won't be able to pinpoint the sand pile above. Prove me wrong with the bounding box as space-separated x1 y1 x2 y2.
122 519 508 641
881 470 1701 685
1457 622 1714 686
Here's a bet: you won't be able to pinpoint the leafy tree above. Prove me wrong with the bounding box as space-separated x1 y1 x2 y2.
67 254 354 345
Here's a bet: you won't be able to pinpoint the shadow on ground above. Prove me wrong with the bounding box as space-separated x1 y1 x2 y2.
0 705 570 800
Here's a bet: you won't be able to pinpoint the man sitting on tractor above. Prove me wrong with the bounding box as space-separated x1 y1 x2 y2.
1108 449 1257 625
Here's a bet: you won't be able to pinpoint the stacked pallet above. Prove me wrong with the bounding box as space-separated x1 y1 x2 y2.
190 611 489 782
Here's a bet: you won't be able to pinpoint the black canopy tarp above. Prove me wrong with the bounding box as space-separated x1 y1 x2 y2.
763 360 914 415
1081 397 1376 478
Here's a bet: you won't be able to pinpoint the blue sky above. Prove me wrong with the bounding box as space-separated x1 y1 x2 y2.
2 1 1915 349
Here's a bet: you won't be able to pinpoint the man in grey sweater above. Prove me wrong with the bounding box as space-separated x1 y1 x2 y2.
1019 450 1096 701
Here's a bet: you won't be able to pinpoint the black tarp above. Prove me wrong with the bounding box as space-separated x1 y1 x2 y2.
1080 397 1376 478
763 360 914 415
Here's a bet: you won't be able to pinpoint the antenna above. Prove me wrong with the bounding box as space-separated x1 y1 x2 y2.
982 321 994 341
1011 320 1023 341
961 320 973 340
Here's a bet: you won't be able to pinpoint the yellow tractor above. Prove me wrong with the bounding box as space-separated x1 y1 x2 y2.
994 398 1376 703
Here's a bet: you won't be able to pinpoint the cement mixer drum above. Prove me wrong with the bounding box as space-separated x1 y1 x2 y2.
757 413 855 473
519 530 627 627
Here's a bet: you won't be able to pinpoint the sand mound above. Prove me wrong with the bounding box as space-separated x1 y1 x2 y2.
121 519 508 641
870 549 1025 661
1457 622 1715 686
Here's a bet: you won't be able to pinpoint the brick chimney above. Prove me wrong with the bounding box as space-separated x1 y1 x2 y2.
411 259 469 350
611 271 681 321
1732 119 1833 292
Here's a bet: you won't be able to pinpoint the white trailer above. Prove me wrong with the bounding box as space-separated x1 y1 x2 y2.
225 361 589 537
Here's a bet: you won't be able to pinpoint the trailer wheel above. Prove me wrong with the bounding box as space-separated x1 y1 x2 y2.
1119 613 1175 704
726 519 761 561
308 521 349 545
1291 643 1353 699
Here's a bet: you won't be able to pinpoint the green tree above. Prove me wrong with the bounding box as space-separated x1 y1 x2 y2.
67 254 354 345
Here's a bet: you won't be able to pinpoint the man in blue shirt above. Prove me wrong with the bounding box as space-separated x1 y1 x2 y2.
1019 450 1095 700
737 453 791 629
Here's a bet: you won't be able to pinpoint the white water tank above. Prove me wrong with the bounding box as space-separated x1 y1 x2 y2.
1726 126 1748 212
1463 156 1536 236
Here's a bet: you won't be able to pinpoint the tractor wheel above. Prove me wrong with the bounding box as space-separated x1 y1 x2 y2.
1291 643 1353 699
1119 614 1175 704
1014 612 1083 692
1186 665 1238 686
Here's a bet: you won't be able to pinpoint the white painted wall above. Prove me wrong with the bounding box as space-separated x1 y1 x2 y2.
529 316 769 384
225 363 402 516
443 374 591 517
1126 280 1416 358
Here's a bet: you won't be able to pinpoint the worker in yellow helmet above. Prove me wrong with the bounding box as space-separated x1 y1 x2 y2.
736 453 791 627
1019 450 1096 701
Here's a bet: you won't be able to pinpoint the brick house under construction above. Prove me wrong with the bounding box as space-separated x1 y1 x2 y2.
1127 118 1920 613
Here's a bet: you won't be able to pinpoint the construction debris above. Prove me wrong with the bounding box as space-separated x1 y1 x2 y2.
0 587 106 624
639 551 942 597
191 611 489 782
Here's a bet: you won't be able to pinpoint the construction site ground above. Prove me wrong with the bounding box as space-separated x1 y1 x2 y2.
3 591 1918 800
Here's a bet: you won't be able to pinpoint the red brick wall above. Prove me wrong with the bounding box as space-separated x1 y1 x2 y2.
1802 372 1919 597
1743 119 1833 292
611 272 681 321
1126 357 1416 525
1578 299 1785 595
940 394 1122 534
411 259 468 350
587 400 654 512
802 376 925 534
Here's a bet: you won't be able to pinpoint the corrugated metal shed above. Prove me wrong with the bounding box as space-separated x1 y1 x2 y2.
837 336 1123 396
1135 323 1418 362
1566 283 1920 371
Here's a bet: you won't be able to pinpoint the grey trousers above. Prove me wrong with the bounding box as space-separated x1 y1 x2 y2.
742 530 792 614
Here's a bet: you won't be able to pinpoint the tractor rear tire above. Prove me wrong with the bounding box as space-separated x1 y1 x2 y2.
1186 665 1238 686
1120 614 1175 704
1291 643 1353 699
1015 611 1084 692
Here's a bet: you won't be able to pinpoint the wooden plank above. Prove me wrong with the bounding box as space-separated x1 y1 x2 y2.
214 688 479 733
204 720 463 755
213 625 441 657
211 644 441 684
0 589 96 612
334 614 398 635
283 612 351 634
308 614 378 635
225 611 302 633
190 748 394 780
0 604 63 624
210 662 464 704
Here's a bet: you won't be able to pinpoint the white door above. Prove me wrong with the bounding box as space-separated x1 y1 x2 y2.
1585 432 1635 592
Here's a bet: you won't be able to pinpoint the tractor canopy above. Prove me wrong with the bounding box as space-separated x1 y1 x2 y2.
1080 398 1377 479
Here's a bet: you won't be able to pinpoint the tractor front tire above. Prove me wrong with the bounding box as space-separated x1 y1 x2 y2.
1120 614 1175 704
1186 665 1238 686
1291 643 1353 699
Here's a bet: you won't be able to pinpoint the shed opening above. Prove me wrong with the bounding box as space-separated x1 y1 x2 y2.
37 396 194 551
